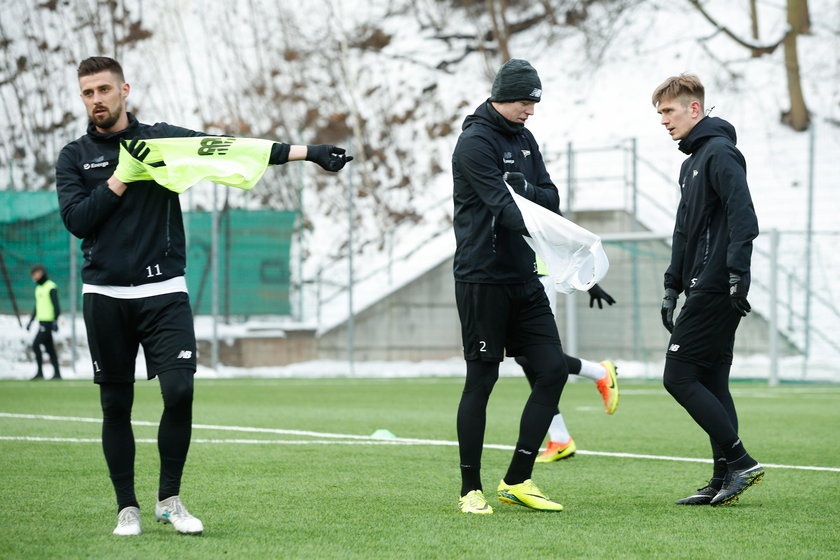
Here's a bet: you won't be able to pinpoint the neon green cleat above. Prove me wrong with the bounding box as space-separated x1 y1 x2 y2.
596 360 619 414
535 438 576 463
458 490 494 514
497 479 563 511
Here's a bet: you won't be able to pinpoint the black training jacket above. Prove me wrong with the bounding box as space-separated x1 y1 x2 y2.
452 100 560 283
56 113 205 286
665 116 759 295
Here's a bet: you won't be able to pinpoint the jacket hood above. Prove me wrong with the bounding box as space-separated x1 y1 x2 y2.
461 99 523 136
87 112 140 142
678 116 736 154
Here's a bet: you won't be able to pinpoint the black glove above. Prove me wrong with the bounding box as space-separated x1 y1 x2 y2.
306 145 353 172
661 288 679 333
122 138 151 161
51 322 58 332
587 283 616 309
729 273 751 316
120 139 165 167
504 172 536 201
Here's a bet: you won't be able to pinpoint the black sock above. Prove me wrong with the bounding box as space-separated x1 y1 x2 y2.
460 465 482 496
503 442 538 485
710 457 727 489
723 438 757 471
111 470 140 512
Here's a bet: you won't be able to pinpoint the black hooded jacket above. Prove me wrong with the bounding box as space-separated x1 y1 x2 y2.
665 116 759 295
452 100 560 283
56 113 205 286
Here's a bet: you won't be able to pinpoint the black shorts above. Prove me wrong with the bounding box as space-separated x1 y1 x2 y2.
666 292 742 368
83 292 197 383
455 279 561 361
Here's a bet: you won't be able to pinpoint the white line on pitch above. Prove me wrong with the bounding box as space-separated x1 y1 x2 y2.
2 412 839 473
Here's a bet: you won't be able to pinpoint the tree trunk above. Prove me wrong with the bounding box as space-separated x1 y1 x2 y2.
782 0 810 131
486 0 510 62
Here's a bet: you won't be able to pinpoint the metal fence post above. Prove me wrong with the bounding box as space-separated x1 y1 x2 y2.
564 141 578 357
211 182 219 370
802 124 815 379
69 234 77 373
768 229 779 386
346 150 355 376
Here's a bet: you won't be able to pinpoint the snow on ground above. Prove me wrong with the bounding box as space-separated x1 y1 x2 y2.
1 315 835 383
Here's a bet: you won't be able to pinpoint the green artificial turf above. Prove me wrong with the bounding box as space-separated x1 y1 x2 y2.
1 377 838 559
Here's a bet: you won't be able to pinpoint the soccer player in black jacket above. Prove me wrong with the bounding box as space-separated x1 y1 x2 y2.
452 59 573 514
57 56 351 536
653 74 764 507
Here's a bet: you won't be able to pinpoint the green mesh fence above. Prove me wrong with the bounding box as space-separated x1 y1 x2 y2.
184 209 296 316
0 193 296 317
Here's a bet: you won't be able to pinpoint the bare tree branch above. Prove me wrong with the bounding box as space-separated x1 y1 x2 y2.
687 0 790 56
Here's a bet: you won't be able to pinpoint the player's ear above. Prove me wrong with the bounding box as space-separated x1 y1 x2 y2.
690 100 702 119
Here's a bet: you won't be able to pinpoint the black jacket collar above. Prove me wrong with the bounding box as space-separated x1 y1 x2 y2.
462 100 524 137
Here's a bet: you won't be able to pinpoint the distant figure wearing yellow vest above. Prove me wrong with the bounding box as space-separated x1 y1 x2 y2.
26 264 61 380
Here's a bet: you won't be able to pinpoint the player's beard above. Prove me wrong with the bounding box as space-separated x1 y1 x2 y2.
89 101 123 130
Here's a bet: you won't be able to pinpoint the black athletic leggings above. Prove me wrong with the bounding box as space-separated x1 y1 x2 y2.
33 323 60 377
662 358 739 459
516 354 582 415
100 369 194 510
457 344 568 475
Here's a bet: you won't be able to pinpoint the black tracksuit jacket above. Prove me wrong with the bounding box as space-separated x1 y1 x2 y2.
56 113 205 286
666 116 759 295
452 100 560 283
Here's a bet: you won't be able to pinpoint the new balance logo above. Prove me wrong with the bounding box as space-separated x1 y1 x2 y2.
177 350 193 359
669 344 680 352
197 137 235 156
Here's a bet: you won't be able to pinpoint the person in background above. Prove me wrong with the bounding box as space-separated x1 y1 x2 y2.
26 264 61 381
652 73 763 507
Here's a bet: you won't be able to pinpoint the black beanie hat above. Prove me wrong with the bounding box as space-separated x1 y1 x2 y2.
490 59 542 103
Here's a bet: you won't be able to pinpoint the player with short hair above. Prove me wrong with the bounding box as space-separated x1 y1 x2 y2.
652 73 763 506
57 56 352 535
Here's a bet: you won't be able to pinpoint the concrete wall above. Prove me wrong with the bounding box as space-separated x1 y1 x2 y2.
317 256 462 361
201 209 798 366
318 209 798 363
197 328 317 368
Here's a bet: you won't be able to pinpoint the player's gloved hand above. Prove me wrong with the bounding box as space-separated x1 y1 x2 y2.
504 172 536 201
306 145 353 172
114 138 162 183
661 288 679 333
122 138 151 161
729 273 751 316
51 322 58 332
587 283 616 309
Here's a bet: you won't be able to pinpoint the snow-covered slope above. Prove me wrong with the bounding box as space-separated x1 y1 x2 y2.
1 0 838 355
